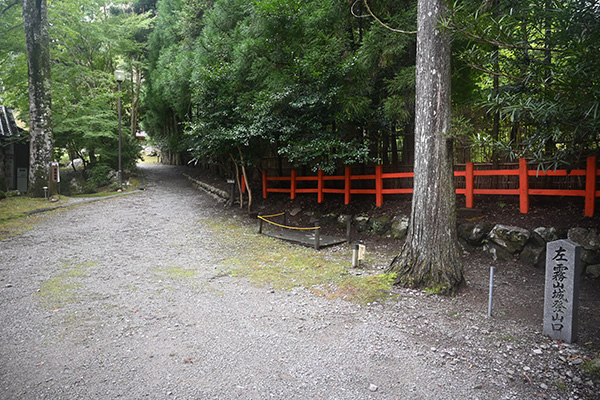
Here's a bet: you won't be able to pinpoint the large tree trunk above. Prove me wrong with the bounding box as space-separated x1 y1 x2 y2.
387 0 463 295
22 0 53 197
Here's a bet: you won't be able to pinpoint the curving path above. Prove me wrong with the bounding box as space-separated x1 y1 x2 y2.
0 163 590 399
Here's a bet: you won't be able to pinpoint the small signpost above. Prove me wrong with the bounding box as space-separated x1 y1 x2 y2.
51 161 60 183
543 239 581 343
352 244 366 267
48 161 60 198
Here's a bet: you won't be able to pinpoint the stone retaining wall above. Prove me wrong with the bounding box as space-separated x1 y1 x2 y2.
328 212 600 278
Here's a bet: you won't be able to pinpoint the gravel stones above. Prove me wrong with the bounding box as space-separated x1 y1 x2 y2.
0 164 598 399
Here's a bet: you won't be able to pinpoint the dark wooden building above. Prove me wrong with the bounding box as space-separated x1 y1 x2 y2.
0 106 29 193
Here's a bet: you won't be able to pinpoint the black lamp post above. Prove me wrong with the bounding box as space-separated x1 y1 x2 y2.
114 69 125 187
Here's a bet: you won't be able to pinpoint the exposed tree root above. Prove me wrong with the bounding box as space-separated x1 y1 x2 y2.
387 244 463 295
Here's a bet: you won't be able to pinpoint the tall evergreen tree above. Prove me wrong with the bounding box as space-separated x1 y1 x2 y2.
387 0 463 294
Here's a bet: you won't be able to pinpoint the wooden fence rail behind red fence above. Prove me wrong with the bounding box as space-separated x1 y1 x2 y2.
261 156 599 217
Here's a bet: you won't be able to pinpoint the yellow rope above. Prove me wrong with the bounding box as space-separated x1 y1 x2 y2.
258 215 320 230
260 212 286 218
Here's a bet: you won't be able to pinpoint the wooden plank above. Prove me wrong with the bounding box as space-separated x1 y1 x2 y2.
263 229 346 249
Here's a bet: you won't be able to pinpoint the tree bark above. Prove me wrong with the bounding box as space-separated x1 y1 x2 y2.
22 0 53 197
387 0 463 294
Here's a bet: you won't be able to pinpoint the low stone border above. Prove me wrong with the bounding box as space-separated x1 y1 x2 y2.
182 173 229 203
316 211 600 278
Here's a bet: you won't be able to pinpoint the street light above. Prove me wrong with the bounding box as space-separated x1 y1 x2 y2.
114 69 125 188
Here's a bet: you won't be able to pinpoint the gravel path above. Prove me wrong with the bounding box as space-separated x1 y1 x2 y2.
1 164 597 399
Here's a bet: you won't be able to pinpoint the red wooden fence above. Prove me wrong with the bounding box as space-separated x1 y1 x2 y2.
260 156 599 216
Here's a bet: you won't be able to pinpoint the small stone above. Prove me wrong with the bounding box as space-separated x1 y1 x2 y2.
368 384 378 392
571 358 584 365
540 383 549 390
5 284 13 288
533 349 543 355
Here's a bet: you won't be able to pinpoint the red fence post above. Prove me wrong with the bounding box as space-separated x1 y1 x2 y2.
344 167 351 205
241 175 246 194
291 169 297 200
519 158 529 214
317 170 324 203
376 165 383 207
585 156 597 217
262 170 268 199
465 162 474 208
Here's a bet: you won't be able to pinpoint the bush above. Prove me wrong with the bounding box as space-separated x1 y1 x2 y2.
0 190 6 200
79 180 97 194
88 164 115 187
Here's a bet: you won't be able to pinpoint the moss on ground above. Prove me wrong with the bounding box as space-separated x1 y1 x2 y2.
37 261 96 310
0 196 68 218
200 216 397 305
154 266 198 280
0 214 39 240
0 185 141 240
581 358 600 381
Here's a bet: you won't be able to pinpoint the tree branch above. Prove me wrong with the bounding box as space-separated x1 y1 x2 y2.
357 0 416 35
0 0 18 18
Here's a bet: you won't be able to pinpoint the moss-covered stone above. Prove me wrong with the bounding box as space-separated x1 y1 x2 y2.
368 216 391 236
353 215 370 233
489 224 531 254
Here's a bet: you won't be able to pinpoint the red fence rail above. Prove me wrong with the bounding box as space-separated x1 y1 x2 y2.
261 156 599 216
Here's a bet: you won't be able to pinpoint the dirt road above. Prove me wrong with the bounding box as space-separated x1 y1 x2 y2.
0 164 596 399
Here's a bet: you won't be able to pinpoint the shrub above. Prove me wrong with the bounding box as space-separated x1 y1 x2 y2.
88 164 114 187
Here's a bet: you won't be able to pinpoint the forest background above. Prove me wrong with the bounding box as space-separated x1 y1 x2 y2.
0 0 599 191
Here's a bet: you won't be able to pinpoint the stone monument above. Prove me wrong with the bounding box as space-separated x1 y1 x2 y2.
543 239 581 343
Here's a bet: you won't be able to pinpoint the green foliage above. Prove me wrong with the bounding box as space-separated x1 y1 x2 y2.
49 0 150 171
143 0 419 170
0 0 28 109
4 0 598 175
0 0 150 175
87 164 114 187
450 0 600 168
